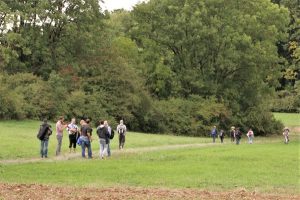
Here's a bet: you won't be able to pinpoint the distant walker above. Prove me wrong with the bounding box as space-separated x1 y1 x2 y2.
117 120 127 150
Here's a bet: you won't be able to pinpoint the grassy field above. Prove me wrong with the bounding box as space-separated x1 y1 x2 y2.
0 120 211 159
0 140 299 193
273 112 300 127
0 120 299 194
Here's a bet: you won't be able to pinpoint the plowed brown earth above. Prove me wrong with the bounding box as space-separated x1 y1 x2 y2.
0 183 299 200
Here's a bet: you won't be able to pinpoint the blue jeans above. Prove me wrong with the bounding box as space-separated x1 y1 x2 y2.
56 135 63 156
99 139 108 158
81 137 92 158
248 136 253 144
236 137 241 145
107 140 111 157
212 135 216 143
40 140 49 158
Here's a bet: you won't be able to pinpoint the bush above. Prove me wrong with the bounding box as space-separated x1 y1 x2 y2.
145 97 231 136
0 72 285 136
243 107 284 136
271 82 300 113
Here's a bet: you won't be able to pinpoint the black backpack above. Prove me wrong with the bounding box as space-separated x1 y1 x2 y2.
37 125 48 140
119 128 125 135
110 129 115 139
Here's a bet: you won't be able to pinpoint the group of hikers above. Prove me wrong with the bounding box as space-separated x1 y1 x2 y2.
210 126 254 145
37 117 291 159
37 117 127 159
210 126 290 145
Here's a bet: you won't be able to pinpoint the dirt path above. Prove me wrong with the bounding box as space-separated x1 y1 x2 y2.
0 183 299 200
0 143 218 165
0 138 288 165
1 142 299 199
291 126 300 133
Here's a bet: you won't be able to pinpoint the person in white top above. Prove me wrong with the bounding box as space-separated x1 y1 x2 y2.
283 128 289 144
246 128 254 144
117 120 127 150
67 118 79 153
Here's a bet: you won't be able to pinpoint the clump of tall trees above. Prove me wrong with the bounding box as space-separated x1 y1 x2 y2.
271 0 300 113
0 0 298 136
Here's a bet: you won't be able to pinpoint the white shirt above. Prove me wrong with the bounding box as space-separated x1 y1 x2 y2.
67 123 78 135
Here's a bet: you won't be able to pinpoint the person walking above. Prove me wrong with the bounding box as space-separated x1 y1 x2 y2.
219 129 225 143
56 116 67 156
117 120 127 150
235 128 242 145
67 118 79 153
104 120 112 157
230 126 235 142
80 119 93 158
211 126 218 143
283 128 290 144
37 119 52 158
246 128 254 144
97 120 110 159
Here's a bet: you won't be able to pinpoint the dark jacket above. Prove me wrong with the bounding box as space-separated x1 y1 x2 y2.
38 123 52 140
81 125 92 137
97 125 109 143
235 130 242 139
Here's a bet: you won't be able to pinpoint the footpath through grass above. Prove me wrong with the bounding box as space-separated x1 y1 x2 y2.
0 120 299 194
0 120 211 160
0 140 299 194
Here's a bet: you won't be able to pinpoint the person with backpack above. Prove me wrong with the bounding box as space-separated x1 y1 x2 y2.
230 126 235 142
211 126 218 143
67 118 79 153
246 128 254 144
104 120 114 157
283 128 290 144
235 128 242 145
80 119 93 159
55 116 67 156
97 120 110 159
219 129 225 143
37 119 52 158
117 120 127 150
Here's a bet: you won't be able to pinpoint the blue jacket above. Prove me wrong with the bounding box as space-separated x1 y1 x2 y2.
211 128 218 136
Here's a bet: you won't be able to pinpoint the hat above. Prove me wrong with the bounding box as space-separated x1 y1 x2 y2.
231 126 235 130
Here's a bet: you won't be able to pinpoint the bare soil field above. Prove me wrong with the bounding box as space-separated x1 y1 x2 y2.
0 183 299 200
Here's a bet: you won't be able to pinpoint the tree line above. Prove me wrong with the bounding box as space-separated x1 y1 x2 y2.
0 0 299 136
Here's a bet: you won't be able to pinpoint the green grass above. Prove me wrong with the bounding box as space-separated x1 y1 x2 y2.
273 112 300 127
0 120 211 159
0 141 299 193
0 120 299 194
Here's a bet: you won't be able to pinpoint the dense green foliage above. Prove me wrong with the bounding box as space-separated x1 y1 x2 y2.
0 0 297 135
271 0 300 112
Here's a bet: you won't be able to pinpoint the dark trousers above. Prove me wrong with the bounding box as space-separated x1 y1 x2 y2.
236 137 241 145
212 135 216 143
107 140 111 156
220 136 224 143
231 135 235 142
119 134 125 149
69 134 77 148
